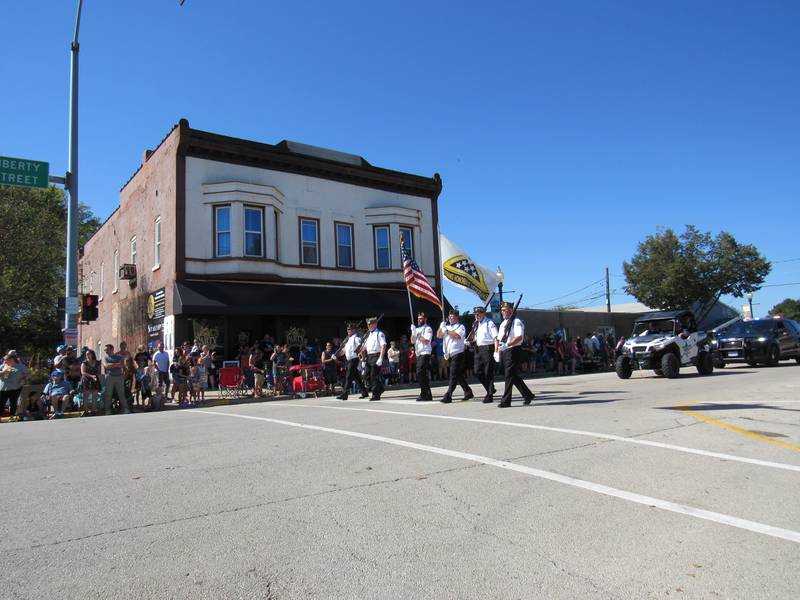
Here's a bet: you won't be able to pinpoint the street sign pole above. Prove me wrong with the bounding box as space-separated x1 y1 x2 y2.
64 0 83 333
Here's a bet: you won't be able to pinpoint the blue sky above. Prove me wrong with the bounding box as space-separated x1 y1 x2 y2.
4 1 799 319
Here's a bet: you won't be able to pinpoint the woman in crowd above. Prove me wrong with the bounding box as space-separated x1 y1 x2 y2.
387 341 400 385
554 335 566 375
321 342 338 395
80 349 101 415
200 345 216 390
1 351 28 421
568 336 582 375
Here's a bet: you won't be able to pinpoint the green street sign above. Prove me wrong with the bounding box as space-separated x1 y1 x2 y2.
0 155 49 189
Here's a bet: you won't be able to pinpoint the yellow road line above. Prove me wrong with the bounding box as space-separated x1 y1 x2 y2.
677 402 800 453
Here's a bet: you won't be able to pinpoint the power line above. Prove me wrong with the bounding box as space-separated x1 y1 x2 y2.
528 279 605 307
760 282 800 288
773 258 800 264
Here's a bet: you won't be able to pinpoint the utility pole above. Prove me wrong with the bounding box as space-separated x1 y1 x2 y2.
605 267 611 313
64 0 83 336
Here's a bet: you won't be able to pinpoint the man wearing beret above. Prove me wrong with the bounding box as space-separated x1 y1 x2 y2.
471 306 499 403
410 311 434 402
437 309 474 403
495 302 535 408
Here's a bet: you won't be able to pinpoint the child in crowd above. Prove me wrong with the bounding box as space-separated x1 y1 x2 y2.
21 391 46 421
189 366 201 405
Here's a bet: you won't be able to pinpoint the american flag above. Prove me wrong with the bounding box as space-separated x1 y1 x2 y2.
402 245 442 309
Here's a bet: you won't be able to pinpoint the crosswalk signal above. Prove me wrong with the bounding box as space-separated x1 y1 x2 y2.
80 294 99 322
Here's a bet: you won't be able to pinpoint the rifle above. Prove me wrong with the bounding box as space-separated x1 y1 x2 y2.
466 291 496 344
499 294 524 345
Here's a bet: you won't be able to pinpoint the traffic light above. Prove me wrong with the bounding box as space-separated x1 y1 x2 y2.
80 294 99 322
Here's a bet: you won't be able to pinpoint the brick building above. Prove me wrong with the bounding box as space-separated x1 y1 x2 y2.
79 119 443 358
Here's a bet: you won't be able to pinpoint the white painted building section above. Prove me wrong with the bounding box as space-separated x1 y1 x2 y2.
184 157 437 287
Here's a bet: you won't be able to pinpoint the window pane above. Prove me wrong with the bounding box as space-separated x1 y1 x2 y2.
400 227 413 255
217 232 231 256
245 232 262 256
377 247 390 269
303 244 318 265
338 245 352 268
337 224 351 246
217 207 230 231
302 220 317 243
245 208 261 232
375 227 389 248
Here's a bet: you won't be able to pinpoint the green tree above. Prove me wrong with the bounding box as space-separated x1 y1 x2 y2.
623 226 771 313
768 298 800 321
0 186 102 356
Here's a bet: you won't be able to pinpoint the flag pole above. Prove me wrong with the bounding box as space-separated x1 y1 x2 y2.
436 224 447 325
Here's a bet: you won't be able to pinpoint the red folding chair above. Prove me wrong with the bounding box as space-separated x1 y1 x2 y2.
218 367 250 400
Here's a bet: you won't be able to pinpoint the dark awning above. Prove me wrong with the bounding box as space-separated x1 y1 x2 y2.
174 280 445 318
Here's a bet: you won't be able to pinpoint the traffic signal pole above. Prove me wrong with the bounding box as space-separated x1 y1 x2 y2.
64 0 83 334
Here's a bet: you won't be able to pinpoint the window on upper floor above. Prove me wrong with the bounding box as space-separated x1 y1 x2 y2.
113 250 119 293
154 217 161 267
399 226 414 259
244 206 264 257
215 205 231 257
374 225 391 271
300 218 319 266
336 222 354 269
130 236 137 266
99 262 105 300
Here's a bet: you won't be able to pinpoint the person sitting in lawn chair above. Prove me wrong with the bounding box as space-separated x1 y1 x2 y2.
43 370 74 419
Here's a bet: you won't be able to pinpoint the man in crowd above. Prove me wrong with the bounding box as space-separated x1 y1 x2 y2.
152 342 171 399
44 370 74 418
101 343 129 415
410 311 434 402
437 309 473 403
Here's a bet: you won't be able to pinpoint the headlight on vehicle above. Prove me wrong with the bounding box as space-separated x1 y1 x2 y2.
756 337 767 342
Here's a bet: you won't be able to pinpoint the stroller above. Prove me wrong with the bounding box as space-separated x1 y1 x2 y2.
290 364 325 399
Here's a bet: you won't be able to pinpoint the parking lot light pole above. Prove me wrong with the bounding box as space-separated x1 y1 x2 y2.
496 267 504 304
747 292 754 320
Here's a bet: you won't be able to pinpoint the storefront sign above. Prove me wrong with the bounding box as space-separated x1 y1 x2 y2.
146 288 166 348
191 318 224 351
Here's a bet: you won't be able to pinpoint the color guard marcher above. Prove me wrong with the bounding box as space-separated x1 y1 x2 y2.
363 317 387 401
336 323 368 400
471 306 498 403
437 309 474 403
495 301 535 408
410 312 434 402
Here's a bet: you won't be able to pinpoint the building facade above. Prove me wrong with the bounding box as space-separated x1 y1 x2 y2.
79 119 443 358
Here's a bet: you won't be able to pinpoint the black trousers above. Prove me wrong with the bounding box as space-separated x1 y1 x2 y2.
341 358 366 398
445 352 472 398
1 388 22 419
367 353 384 399
501 346 533 403
474 345 496 396
416 354 432 400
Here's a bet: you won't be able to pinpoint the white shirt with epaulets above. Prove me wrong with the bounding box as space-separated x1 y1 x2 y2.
442 323 466 358
474 317 498 346
498 318 525 349
412 324 433 356
344 334 362 361
364 329 386 355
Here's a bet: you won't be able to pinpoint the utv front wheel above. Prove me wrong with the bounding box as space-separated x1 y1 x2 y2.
615 356 632 379
661 353 680 378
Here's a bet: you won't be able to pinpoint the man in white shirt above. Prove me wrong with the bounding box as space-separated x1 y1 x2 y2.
363 316 387 401
470 306 498 403
495 302 535 408
336 323 368 400
410 311 434 402
437 309 474 403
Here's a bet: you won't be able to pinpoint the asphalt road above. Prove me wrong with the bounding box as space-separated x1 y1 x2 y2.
2 363 799 599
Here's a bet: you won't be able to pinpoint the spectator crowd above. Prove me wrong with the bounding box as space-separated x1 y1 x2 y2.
2 328 627 422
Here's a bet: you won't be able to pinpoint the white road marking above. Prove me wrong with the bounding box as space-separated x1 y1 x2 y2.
187 409 800 544
262 403 800 474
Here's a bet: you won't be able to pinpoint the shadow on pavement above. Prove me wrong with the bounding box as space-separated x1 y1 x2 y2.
535 398 618 407
658 403 800 413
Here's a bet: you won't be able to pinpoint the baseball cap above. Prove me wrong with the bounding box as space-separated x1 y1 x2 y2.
57 344 66 352
51 370 63 378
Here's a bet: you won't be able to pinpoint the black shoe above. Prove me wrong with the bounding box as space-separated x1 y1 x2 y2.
415 396 431 402
440 396 452 404
482 396 493 404
523 394 535 406
463 391 474 402
359 393 369 399
498 402 511 408
369 396 380 401
336 395 348 401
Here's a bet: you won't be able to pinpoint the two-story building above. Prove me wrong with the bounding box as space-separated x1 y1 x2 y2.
79 119 443 358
